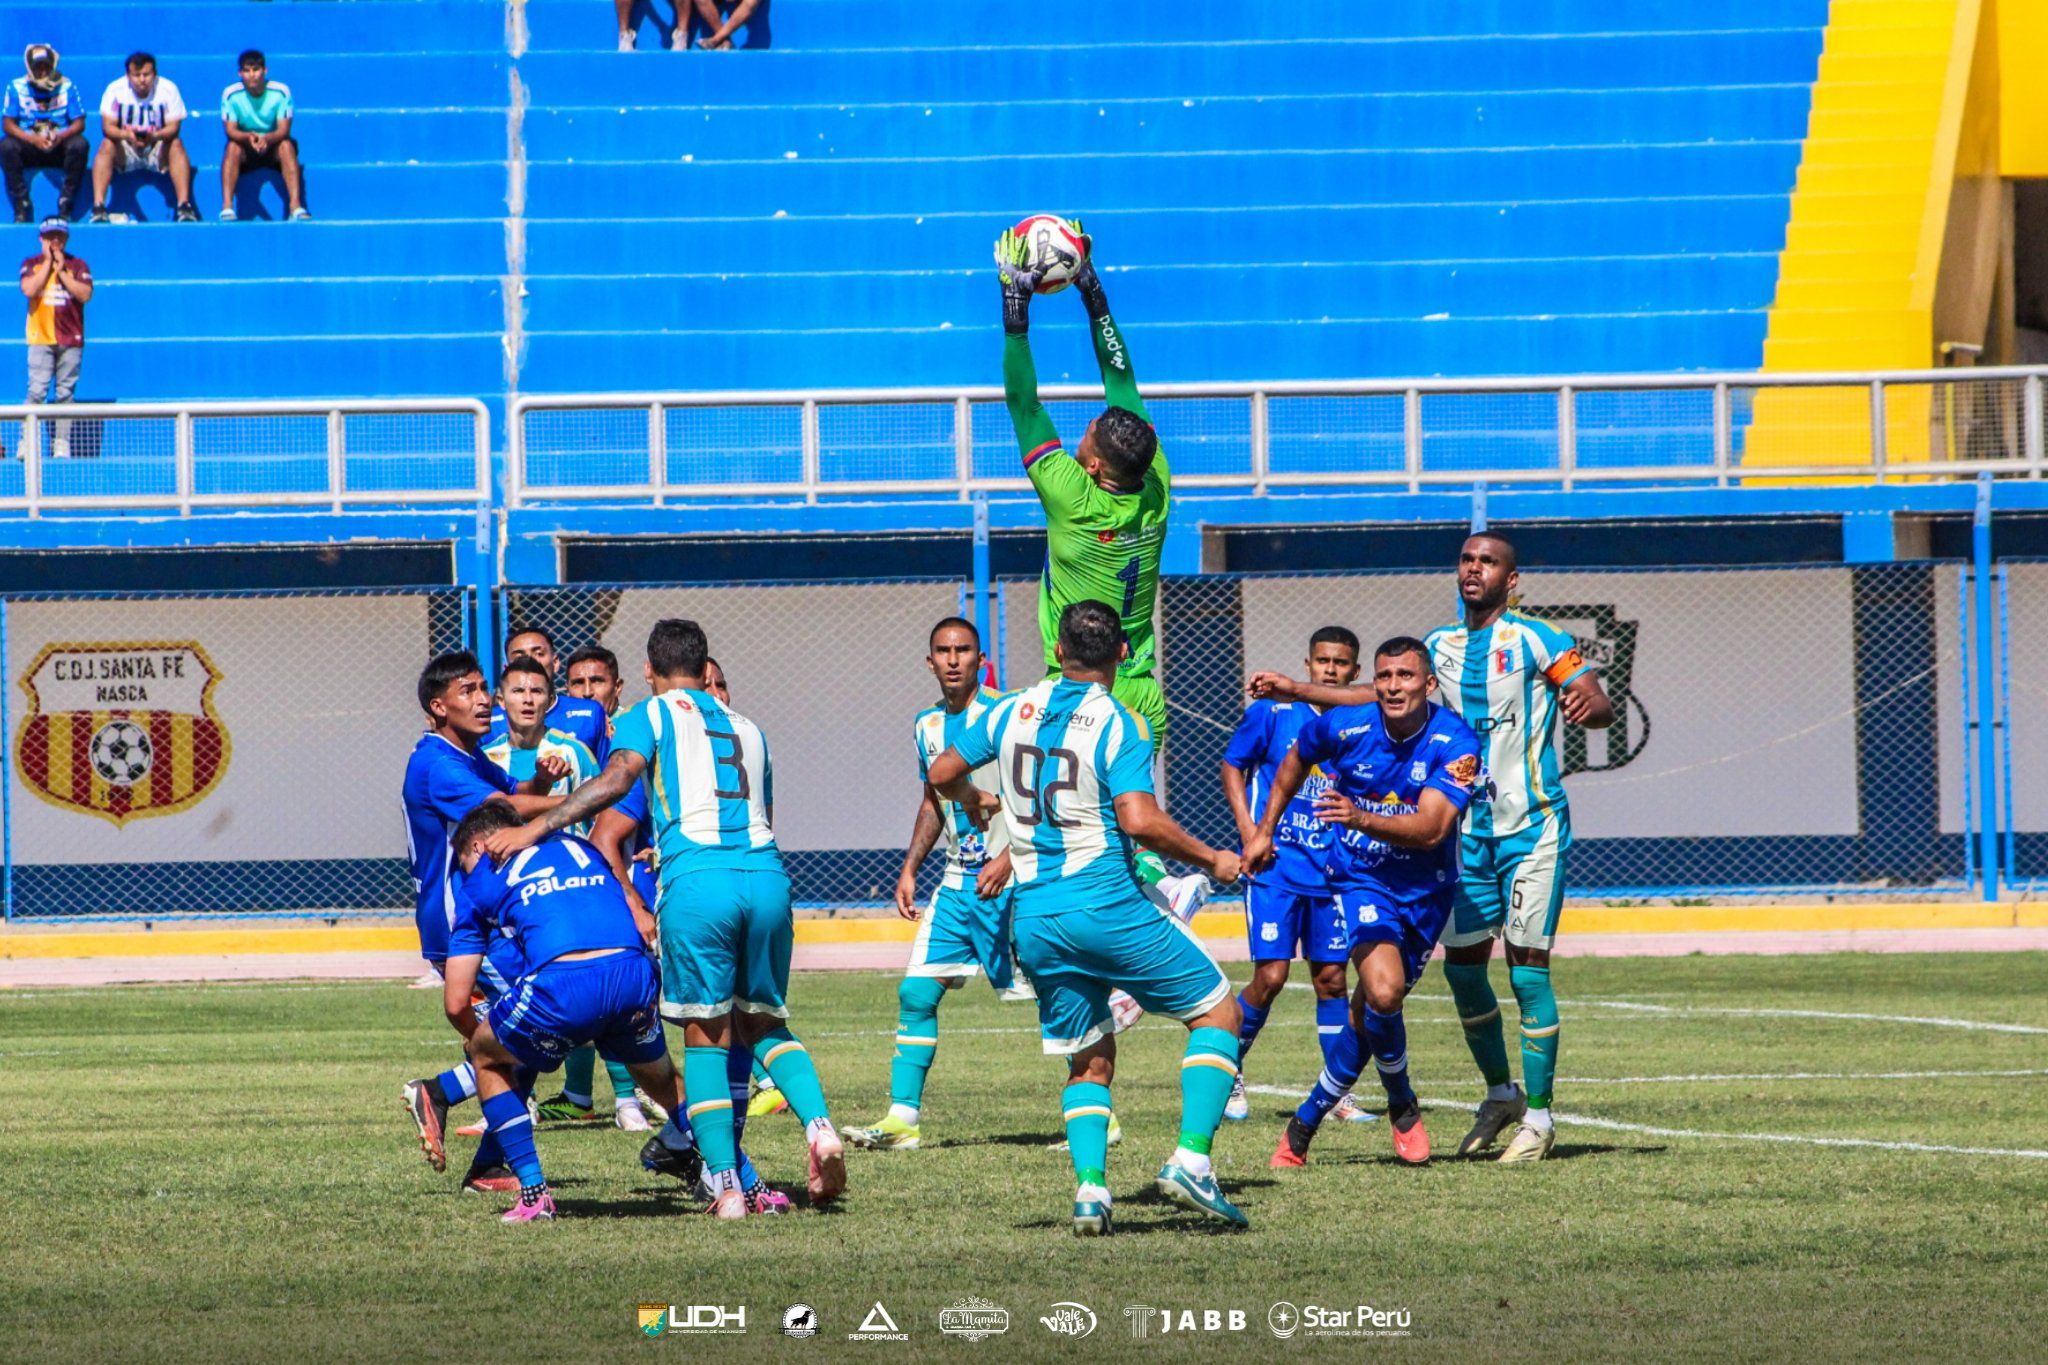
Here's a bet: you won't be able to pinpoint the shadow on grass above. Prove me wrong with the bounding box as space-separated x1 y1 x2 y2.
932 1131 1066 1149
1312 1142 1663 1167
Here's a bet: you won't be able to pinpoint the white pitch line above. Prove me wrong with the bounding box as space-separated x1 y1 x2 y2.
1321 987 2048 1036
1547 1067 2048 1085
1240 1085 2048 1160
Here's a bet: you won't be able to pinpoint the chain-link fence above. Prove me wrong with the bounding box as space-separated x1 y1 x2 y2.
1 586 470 919
1001 562 1972 899
1996 559 2047 891
502 576 980 907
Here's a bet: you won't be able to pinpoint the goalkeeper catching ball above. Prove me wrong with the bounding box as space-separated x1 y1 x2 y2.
995 223 1208 923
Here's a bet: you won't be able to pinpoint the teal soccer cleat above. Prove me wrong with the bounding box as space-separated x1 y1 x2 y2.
1155 1161 1248 1229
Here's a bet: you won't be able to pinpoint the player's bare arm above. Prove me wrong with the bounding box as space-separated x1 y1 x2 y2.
1113 790 1242 884
587 806 656 945
1247 671 1375 709
975 845 1013 901
894 786 947 920
925 748 1000 828
1560 670 1615 728
1314 786 1462 850
440 954 483 1036
484 750 645 859
1243 747 1312 872
1220 757 1258 846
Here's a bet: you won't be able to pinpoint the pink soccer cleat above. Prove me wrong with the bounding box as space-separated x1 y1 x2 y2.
500 1187 555 1223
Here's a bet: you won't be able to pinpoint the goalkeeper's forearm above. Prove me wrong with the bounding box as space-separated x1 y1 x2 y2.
1003 330 1060 460
1080 277 1149 422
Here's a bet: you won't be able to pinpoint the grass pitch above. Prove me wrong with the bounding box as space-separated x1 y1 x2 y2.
2 952 2046 1361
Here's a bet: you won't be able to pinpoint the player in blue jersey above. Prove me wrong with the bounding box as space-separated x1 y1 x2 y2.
397 650 569 1191
438 804 690 1223
1245 637 1481 1170
1219 626 1367 1125
486 625 609 765
842 617 1024 1152
927 601 1247 1236
484 618 846 1219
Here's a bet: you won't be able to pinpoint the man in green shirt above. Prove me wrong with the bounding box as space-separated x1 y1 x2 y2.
996 224 1206 925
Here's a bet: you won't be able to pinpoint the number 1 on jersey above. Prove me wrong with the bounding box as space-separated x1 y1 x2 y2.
1114 555 1140 617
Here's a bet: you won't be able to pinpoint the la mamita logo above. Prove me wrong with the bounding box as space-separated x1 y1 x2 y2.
15 641 230 826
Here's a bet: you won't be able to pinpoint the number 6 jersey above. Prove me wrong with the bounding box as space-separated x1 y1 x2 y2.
951 676 1154 917
610 687 780 876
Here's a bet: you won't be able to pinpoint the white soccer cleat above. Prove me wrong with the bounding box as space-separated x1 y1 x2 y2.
614 1100 652 1132
1224 1074 1250 1122
1497 1119 1555 1163
1332 1091 1377 1124
1165 873 1211 925
1457 1085 1528 1157
1108 990 1144 1032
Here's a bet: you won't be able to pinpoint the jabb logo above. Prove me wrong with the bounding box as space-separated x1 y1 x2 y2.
16 641 230 825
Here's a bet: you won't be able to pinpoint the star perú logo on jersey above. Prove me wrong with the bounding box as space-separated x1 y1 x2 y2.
14 640 230 825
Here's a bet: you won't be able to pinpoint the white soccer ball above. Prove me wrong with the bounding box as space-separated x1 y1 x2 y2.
1013 213 1088 295
90 719 153 786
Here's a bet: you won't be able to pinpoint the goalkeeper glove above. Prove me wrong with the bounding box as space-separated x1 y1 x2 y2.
993 228 1039 335
1068 220 1112 321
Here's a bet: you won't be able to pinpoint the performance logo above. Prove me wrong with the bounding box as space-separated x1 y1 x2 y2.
15 641 230 825
847 1302 907 1342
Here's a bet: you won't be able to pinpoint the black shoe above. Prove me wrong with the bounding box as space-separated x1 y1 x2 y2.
639 1132 704 1188
89 206 109 224
174 202 200 223
55 198 73 221
11 204 29 225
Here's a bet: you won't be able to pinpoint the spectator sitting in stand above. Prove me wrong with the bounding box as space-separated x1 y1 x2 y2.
2 45 87 223
692 0 763 49
93 52 199 224
219 50 307 222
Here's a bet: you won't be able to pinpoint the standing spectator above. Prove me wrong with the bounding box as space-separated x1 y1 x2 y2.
2 45 87 223
19 216 90 461
92 52 198 224
219 50 307 222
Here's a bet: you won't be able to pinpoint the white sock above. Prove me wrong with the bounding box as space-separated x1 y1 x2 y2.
1487 1082 1518 1103
1077 1181 1111 1204
562 1090 593 1108
887 1103 919 1126
1524 1106 1554 1133
615 1096 642 1112
1171 1146 1212 1179
805 1116 838 1145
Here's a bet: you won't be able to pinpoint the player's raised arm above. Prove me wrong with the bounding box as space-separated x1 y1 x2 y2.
1073 244 1151 426
485 749 645 859
995 228 1063 463
1247 671 1376 709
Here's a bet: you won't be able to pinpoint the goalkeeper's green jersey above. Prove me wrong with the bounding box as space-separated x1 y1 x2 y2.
1002 311 1170 681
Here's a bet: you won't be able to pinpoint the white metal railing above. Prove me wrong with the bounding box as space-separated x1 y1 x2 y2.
0 398 491 518
508 365 2048 507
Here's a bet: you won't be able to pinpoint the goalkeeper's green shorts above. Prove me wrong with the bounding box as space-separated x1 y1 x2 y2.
1110 673 1168 753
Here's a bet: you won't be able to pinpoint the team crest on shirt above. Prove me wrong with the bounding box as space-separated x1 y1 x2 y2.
14 641 231 825
1492 647 1517 676
1446 754 1480 787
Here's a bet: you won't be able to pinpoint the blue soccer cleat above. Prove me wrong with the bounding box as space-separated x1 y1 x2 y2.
1155 1161 1248 1229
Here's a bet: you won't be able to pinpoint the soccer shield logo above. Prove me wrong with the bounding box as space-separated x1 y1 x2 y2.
15 641 230 826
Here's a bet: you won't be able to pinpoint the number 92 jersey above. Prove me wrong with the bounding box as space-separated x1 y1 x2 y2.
952 676 1154 917
610 687 780 876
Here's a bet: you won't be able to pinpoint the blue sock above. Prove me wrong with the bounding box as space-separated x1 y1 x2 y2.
1315 994 1350 1070
1363 1004 1415 1110
1234 992 1271 1066
1293 1022 1364 1131
727 1042 753 1145
436 1062 476 1105
472 1070 532 1173
480 1088 542 1188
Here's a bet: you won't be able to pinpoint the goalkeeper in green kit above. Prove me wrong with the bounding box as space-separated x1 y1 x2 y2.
995 221 1210 926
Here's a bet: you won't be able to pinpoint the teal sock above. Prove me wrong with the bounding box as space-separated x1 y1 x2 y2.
1061 1081 1113 1186
683 1046 738 1174
1445 960 1513 1088
1509 964 1560 1109
561 1046 596 1107
754 1026 831 1127
752 1060 772 1085
1176 1027 1240 1154
604 1058 638 1104
890 977 947 1113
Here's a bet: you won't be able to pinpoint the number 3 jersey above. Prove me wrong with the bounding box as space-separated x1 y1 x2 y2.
450 832 644 972
610 687 781 877
914 686 1011 891
952 676 1154 918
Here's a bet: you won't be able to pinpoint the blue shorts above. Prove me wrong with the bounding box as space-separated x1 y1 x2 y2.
1444 819 1570 952
907 882 1016 989
1243 880 1348 963
1336 887 1455 989
1012 896 1232 1055
484 949 668 1074
657 865 794 1021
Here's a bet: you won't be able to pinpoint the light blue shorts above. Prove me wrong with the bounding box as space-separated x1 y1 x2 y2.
1013 896 1232 1055
656 866 794 1021
1444 819 1570 952
908 881 1016 989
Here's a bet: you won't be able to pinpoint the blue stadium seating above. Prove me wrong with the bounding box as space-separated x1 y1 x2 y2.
16 0 1826 415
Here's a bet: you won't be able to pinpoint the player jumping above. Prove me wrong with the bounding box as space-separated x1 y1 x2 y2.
484 618 846 1218
842 617 1032 1152
927 601 1246 1235
1246 638 1480 1168
1219 626 1372 1124
994 221 1207 926
438 804 690 1223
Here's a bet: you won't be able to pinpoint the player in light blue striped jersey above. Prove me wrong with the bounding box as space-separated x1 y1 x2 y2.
844 617 1028 1152
927 600 1246 1236
482 618 846 1219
